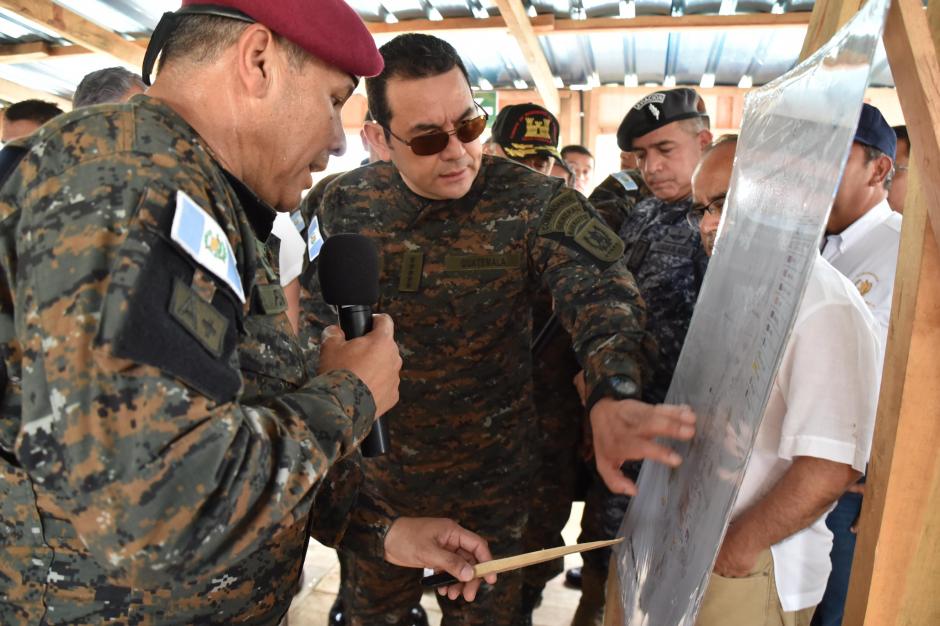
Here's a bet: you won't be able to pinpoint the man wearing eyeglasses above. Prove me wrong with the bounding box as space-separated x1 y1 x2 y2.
298 33 697 625
691 136 881 626
570 88 713 625
0 2 503 625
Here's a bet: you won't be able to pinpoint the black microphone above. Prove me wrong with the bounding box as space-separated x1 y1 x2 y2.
318 233 389 457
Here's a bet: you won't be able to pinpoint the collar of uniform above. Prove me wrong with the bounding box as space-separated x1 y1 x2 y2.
391 158 487 216
826 198 892 257
221 169 277 241
138 95 278 241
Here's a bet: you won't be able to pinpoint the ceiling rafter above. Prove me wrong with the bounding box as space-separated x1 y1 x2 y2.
493 0 561 113
0 0 144 67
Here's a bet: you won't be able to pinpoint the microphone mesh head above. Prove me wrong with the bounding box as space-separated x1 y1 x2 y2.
318 233 380 305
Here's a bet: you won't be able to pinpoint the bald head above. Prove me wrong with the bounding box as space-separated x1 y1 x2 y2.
692 138 736 256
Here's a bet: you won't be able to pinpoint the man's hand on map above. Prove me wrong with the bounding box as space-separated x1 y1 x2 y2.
712 524 761 578
590 399 697 495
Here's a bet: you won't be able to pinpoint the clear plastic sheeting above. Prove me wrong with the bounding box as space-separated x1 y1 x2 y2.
612 0 890 623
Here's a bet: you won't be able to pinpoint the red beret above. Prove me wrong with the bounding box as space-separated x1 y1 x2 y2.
180 0 383 78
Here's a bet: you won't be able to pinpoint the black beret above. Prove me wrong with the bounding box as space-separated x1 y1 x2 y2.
617 88 709 150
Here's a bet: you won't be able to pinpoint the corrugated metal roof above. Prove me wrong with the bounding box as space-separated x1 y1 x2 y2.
0 0 897 103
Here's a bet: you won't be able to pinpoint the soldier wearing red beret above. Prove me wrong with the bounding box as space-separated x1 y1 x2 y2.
0 2 494 624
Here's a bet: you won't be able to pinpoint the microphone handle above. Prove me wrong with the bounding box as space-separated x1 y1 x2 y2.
337 305 390 458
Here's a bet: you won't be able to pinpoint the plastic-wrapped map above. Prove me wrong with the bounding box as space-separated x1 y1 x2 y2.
613 0 891 623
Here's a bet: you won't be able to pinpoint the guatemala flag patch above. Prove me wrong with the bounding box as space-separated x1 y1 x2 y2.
170 190 246 303
307 215 324 262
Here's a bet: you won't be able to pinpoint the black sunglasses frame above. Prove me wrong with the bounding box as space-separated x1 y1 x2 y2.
383 102 489 156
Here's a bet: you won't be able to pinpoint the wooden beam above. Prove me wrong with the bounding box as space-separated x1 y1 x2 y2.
493 0 560 114
0 77 70 110
881 0 940 248
798 0 863 62
552 12 811 35
0 0 144 68
843 0 940 621
366 13 554 35
367 13 808 36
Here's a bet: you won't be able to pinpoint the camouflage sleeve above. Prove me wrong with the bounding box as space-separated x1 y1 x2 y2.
587 172 646 233
7 155 377 584
529 185 653 407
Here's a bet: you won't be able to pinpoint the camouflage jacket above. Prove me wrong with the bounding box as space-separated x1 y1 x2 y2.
0 96 380 625
616 194 708 404
589 169 650 233
296 157 651 519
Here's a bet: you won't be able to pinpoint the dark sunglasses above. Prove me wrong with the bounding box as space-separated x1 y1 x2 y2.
687 194 726 229
384 104 489 156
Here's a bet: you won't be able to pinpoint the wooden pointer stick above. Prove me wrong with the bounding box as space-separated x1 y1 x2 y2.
420 538 624 588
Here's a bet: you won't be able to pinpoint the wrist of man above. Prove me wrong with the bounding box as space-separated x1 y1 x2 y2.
585 374 641 412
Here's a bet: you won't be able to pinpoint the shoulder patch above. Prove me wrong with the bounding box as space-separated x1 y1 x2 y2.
170 191 245 303
307 215 324 262
574 218 625 263
611 170 639 192
290 209 305 232
169 279 228 357
540 189 589 236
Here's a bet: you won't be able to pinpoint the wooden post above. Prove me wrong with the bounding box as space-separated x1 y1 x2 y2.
842 0 940 622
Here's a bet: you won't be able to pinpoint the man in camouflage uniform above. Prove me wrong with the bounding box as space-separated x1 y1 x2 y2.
571 88 712 626
0 2 496 624
298 34 698 626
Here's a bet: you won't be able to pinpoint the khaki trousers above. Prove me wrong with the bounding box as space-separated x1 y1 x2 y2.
696 550 816 626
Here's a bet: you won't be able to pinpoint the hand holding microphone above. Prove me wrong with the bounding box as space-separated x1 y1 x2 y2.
317 234 398 456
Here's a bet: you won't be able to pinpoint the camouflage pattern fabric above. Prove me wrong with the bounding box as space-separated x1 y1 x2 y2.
588 170 649 234
520 291 585 607
578 192 708 577
0 96 381 625
297 156 653 624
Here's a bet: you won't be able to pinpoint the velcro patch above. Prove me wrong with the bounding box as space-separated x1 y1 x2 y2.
444 253 522 272
169 278 229 357
573 218 625 263
253 283 288 315
399 250 423 293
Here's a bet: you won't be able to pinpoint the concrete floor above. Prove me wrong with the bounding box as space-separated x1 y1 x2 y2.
287 503 586 625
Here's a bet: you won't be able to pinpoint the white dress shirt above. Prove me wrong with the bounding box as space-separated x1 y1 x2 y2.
733 255 882 611
822 199 901 342
271 211 306 286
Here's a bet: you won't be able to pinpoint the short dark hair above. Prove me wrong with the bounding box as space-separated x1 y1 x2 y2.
893 124 909 147
3 99 63 124
159 15 307 74
366 34 470 131
73 67 146 107
561 145 593 160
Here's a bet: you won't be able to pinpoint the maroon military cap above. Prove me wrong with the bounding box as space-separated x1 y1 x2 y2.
143 0 383 84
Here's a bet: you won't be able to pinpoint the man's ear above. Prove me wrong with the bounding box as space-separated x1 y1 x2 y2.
363 121 392 162
698 129 714 151
235 24 279 99
870 154 893 187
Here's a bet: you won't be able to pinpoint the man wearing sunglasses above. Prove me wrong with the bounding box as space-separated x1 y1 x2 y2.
690 136 880 626
299 33 697 625
0 2 499 625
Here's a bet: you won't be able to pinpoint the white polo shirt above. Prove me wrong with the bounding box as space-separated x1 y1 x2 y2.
732 255 882 612
821 199 901 342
